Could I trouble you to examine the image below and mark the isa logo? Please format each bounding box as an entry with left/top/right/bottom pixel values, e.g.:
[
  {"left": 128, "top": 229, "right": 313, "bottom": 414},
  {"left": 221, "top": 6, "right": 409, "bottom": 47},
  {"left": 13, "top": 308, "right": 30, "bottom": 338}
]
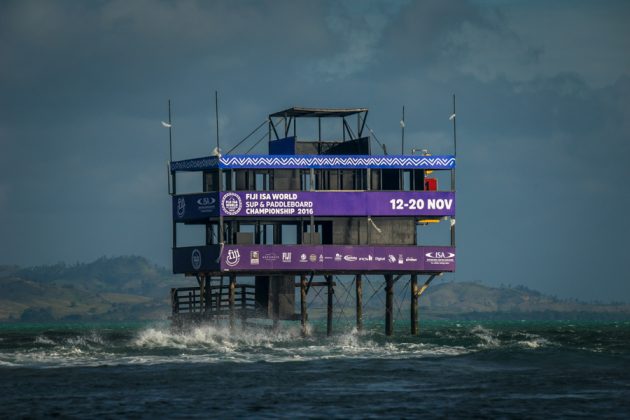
[{"left": 424, "top": 250, "right": 455, "bottom": 267}]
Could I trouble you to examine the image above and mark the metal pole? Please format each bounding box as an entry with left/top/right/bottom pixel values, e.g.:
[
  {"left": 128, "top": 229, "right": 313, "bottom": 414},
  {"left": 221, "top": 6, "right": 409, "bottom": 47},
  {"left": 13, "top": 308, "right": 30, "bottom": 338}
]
[
  {"left": 401, "top": 105, "right": 405, "bottom": 154},
  {"left": 385, "top": 274, "right": 394, "bottom": 336},
  {"left": 300, "top": 275, "right": 307, "bottom": 336},
  {"left": 451, "top": 94, "right": 457, "bottom": 247},
  {"left": 452, "top": 94, "right": 457, "bottom": 157},
  {"left": 215, "top": 91, "right": 220, "bottom": 152},
  {"left": 318, "top": 118, "right": 321, "bottom": 142},
  {"left": 411, "top": 274, "right": 418, "bottom": 335},
  {"left": 327, "top": 275, "right": 333, "bottom": 336},
  {"left": 172, "top": 172, "right": 177, "bottom": 249},
  {"left": 355, "top": 274, "right": 363, "bottom": 331},
  {"left": 168, "top": 99, "right": 173, "bottom": 162}
]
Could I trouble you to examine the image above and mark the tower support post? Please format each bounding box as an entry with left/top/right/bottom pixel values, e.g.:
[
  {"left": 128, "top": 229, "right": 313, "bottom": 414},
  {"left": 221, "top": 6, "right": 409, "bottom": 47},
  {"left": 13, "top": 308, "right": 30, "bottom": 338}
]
[
  {"left": 411, "top": 274, "right": 418, "bottom": 335},
  {"left": 240, "top": 285, "right": 247, "bottom": 326},
  {"left": 229, "top": 275, "right": 236, "bottom": 330},
  {"left": 385, "top": 274, "right": 394, "bottom": 336},
  {"left": 355, "top": 274, "right": 363, "bottom": 331},
  {"left": 300, "top": 275, "right": 308, "bottom": 336},
  {"left": 326, "top": 275, "right": 333, "bottom": 336}
]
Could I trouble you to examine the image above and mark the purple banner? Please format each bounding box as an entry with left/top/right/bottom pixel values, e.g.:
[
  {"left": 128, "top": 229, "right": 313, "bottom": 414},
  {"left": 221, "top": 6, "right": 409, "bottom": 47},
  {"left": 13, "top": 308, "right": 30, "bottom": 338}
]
[
  {"left": 217, "top": 245, "right": 455, "bottom": 272},
  {"left": 217, "top": 191, "right": 455, "bottom": 218}
]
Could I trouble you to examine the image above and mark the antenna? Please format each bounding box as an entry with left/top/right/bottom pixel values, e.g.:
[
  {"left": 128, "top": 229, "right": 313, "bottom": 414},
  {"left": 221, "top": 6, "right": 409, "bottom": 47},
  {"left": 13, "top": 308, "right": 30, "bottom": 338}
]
[
  {"left": 400, "top": 105, "right": 405, "bottom": 154},
  {"left": 161, "top": 100, "right": 173, "bottom": 162},
  {"left": 451, "top": 94, "right": 457, "bottom": 156},
  {"left": 215, "top": 90, "right": 220, "bottom": 153},
  {"left": 168, "top": 99, "right": 173, "bottom": 162}
]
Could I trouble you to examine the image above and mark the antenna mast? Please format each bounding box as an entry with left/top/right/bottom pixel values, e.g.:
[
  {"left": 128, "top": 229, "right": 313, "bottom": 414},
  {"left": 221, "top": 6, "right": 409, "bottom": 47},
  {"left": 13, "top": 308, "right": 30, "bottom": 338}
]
[
  {"left": 452, "top": 94, "right": 457, "bottom": 157},
  {"left": 215, "top": 90, "right": 220, "bottom": 152},
  {"left": 401, "top": 106, "right": 405, "bottom": 154},
  {"left": 168, "top": 99, "right": 173, "bottom": 162}
]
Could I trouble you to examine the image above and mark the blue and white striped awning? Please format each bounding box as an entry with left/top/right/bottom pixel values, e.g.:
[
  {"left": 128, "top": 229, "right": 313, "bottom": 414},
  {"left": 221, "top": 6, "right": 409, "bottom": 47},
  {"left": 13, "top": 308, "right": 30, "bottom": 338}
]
[{"left": 170, "top": 154, "right": 455, "bottom": 172}]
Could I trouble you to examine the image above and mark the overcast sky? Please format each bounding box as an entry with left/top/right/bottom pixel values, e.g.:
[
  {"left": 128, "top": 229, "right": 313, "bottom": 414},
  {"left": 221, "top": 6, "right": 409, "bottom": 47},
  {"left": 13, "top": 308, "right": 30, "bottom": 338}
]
[{"left": 1, "top": 0, "right": 629, "bottom": 302}]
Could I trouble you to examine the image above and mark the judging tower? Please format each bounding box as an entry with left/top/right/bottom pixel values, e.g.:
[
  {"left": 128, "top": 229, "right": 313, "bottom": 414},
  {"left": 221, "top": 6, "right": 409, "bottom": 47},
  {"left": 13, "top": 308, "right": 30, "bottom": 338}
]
[{"left": 169, "top": 107, "right": 456, "bottom": 335}]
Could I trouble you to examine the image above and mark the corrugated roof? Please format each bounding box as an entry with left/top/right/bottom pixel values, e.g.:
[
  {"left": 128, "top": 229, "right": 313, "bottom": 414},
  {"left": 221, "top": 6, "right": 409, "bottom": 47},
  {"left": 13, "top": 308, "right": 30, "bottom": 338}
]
[{"left": 269, "top": 107, "right": 368, "bottom": 118}]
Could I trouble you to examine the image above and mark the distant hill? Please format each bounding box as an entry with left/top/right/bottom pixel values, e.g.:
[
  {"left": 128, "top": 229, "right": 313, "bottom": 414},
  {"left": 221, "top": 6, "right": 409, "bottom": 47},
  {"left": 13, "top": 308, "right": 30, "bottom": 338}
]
[
  {"left": 0, "top": 256, "right": 179, "bottom": 322},
  {"left": 1, "top": 257, "right": 629, "bottom": 322},
  {"left": 420, "top": 282, "right": 630, "bottom": 320}
]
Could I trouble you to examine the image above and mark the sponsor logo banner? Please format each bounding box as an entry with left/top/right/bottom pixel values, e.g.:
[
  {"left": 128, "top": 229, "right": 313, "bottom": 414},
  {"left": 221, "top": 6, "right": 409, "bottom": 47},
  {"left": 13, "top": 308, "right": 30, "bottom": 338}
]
[{"left": 217, "top": 245, "right": 455, "bottom": 272}]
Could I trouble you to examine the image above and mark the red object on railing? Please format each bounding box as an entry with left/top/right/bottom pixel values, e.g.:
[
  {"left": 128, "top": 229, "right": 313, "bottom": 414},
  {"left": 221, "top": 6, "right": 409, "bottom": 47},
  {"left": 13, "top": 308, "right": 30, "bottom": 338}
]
[{"left": 424, "top": 178, "right": 438, "bottom": 191}]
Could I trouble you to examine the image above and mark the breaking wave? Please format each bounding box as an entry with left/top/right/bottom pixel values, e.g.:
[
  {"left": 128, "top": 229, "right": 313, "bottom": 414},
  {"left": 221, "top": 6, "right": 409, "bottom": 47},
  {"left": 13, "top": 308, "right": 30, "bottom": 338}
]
[{"left": 7, "top": 320, "right": 624, "bottom": 369}]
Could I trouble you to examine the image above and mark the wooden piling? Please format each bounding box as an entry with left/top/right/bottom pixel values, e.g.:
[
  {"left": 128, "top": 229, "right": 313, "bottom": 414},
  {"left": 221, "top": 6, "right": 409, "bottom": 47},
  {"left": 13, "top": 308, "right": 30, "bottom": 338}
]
[
  {"left": 411, "top": 274, "right": 418, "bottom": 335},
  {"left": 326, "top": 275, "right": 333, "bottom": 336},
  {"left": 229, "top": 275, "right": 236, "bottom": 329},
  {"left": 385, "top": 274, "right": 394, "bottom": 336},
  {"left": 217, "top": 276, "right": 223, "bottom": 317},
  {"left": 300, "top": 275, "right": 307, "bottom": 336},
  {"left": 272, "top": 277, "right": 279, "bottom": 330},
  {"left": 355, "top": 274, "right": 363, "bottom": 331},
  {"left": 240, "top": 285, "right": 247, "bottom": 325},
  {"left": 204, "top": 276, "right": 211, "bottom": 315}
]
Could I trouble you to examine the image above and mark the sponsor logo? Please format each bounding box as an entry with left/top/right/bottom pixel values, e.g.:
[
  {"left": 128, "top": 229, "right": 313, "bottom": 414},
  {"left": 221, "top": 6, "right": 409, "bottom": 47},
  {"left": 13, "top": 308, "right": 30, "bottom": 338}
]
[
  {"left": 196, "top": 196, "right": 216, "bottom": 213},
  {"left": 225, "top": 249, "right": 241, "bottom": 267},
  {"left": 191, "top": 248, "right": 201, "bottom": 270},
  {"left": 309, "top": 254, "right": 317, "bottom": 262},
  {"left": 374, "top": 256, "right": 386, "bottom": 262},
  {"left": 300, "top": 254, "right": 307, "bottom": 262},
  {"left": 319, "top": 254, "right": 323, "bottom": 262},
  {"left": 425, "top": 251, "right": 456, "bottom": 266},
  {"left": 177, "top": 197, "right": 186, "bottom": 218},
  {"left": 282, "top": 252, "right": 292, "bottom": 263},
  {"left": 425, "top": 252, "right": 456, "bottom": 259},
  {"left": 197, "top": 197, "right": 216, "bottom": 206},
  {"left": 221, "top": 192, "right": 242, "bottom": 216},
  {"left": 344, "top": 255, "right": 357, "bottom": 262},
  {"left": 250, "top": 251, "right": 259, "bottom": 265},
  {"left": 388, "top": 255, "right": 397, "bottom": 263},
  {"left": 334, "top": 253, "right": 343, "bottom": 262},
  {"left": 398, "top": 254, "right": 404, "bottom": 264},
  {"left": 405, "top": 257, "right": 418, "bottom": 262},
  {"left": 262, "top": 253, "right": 279, "bottom": 262}
]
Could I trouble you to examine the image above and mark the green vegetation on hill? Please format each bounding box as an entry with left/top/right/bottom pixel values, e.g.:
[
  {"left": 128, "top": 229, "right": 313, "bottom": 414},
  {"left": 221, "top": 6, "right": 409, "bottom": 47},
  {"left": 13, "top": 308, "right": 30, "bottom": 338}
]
[
  {"left": 419, "top": 282, "right": 630, "bottom": 320},
  {"left": 0, "top": 256, "right": 179, "bottom": 322},
  {"left": 1, "top": 257, "right": 629, "bottom": 322}
]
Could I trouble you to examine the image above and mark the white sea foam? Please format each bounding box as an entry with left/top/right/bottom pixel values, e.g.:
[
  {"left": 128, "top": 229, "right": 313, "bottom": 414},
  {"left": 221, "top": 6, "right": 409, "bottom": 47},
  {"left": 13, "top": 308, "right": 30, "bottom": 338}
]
[
  {"left": 518, "top": 338, "right": 549, "bottom": 349},
  {"left": 0, "top": 323, "right": 482, "bottom": 368},
  {"left": 471, "top": 325, "right": 500, "bottom": 348},
  {"left": 128, "top": 323, "right": 475, "bottom": 364},
  {"left": 34, "top": 335, "right": 55, "bottom": 345}
]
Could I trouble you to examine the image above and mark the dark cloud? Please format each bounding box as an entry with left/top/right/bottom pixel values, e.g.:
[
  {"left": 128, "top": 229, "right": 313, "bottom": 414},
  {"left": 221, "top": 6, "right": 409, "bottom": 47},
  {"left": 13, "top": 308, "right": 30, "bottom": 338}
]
[{"left": 0, "top": 0, "right": 628, "bottom": 302}]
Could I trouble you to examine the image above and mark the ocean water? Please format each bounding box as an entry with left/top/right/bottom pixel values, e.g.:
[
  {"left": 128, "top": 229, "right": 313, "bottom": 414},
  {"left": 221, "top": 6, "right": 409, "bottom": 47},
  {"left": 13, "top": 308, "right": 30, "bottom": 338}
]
[{"left": 1, "top": 320, "right": 629, "bottom": 418}]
